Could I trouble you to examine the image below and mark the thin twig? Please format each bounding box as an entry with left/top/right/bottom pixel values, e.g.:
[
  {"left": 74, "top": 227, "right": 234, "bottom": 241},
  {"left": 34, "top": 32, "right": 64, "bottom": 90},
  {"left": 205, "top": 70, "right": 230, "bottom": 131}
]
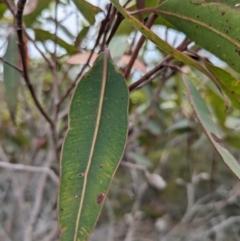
[
  {"left": 57, "top": 4, "right": 114, "bottom": 108},
  {"left": 15, "top": 0, "right": 54, "bottom": 129},
  {"left": 24, "top": 150, "right": 55, "bottom": 241},
  {"left": 129, "top": 38, "right": 191, "bottom": 91},
  {"left": 25, "top": 32, "right": 54, "bottom": 69},
  {"left": 42, "top": 223, "right": 59, "bottom": 241},
  {"left": 124, "top": 13, "right": 157, "bottom": 79},
  {"left": 2, "top": 0, "right": 15, "bottom": 15},
  {"left": 0, "top": 57, "right": 22, "bottom": 73},
  {"left": 0, "top": 161, "right": 59, "bottom": 184}
]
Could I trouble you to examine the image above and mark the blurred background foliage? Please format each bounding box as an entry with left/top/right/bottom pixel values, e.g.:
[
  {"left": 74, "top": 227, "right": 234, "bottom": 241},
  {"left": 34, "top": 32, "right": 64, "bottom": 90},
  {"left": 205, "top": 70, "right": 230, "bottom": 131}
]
[{"left": 0, "top": 0, "right": 240, "bottom": 241}]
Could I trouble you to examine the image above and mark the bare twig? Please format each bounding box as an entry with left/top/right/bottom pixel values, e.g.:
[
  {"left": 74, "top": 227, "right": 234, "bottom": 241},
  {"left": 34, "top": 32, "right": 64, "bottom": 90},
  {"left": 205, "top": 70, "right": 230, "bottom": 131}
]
[
  {"left": 2, "top": 0, "right": 15, "bottom": 15},
  {"left": 0, "top": 57, "right": 22, "bottom": 73},
  {"left": 0, "top": 161, "right": 59, "bottom": 184},
  {"left": 24, "top": 150, "right": 55, "bottom": 241},
  {"left": 42, "top": 223, "right": 59, "bottom": 241},
  {"left": 121, "top": 161, "right": 147, "bottom": 171},
  {"left": 57, "top": 4, "right": 114, "bottom": 108},
  {"left": 15, "top": 0, "right": 54, "bottom": 129},
  {"left": 25, "top": 32, "right": 54, "bottom": 69},
  {"left": 124, "top": 13, "right": 157, "bottom": 79},
  {"left": 129, "top": 38, "right": 191, "bottom": 91}
]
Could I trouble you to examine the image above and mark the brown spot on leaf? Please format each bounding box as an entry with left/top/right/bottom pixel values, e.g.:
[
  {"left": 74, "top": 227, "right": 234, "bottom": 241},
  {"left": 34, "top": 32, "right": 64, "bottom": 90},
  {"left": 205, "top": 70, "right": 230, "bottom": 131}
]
[
  {"left": 235, "top": 49, "right": 240, "bottom": 56},
  {"left": 78, "top": 173, "right": 85, "bottom": 177},
  {"left": 221, "top": 11, "right": 226, "bottom": 16},
  {"left": 99, "top": 164, "right": 103, "bottom": 168},
  {"left": 97, "top": 193, "right": 105, "bottom": 204}
]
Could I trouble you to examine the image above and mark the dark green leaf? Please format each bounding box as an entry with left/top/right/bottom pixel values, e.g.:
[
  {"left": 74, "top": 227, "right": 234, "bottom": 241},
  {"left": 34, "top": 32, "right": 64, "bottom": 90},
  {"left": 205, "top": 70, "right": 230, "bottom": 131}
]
[
  {"left": 58, "top": 51, "right": 129, "bottom": 241},
  {"left": 158, "top": 0, "right": 240, "bottom": 73}
]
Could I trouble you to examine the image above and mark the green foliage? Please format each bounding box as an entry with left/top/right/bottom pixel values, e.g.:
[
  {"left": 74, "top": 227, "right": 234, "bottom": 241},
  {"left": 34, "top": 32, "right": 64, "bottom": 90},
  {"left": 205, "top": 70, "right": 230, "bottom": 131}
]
[
  {"left": 71, "top": 0, "right": 101, "bottom": 25},
  {"left": 158, "top": 0, "right": 240, "bottom": 73},
  {"left": 58, "top": 52, "right": 129, "bottom": 241},
  {"left": 3, "top": 32, "right": 19, "bottom": 121},
  {"left": 1, "top": 0, "right": 240, "bottom": 240},
  {"left": 34, "top": 28, "right": 78, "bottom": 55},
  {"left": 183, "top": 75, "right": 240, "bottom": 179}
]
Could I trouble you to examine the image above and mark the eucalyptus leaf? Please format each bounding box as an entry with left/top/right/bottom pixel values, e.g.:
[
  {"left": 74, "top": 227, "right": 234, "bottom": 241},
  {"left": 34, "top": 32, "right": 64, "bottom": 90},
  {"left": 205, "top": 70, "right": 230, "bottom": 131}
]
[
  {"left": 71, "top": 0, "right": 101, "bottom": 25},
  {"left": 58, "top": 50, "right": 129, "bottom": 241},
  {"left": 158, "top": 0, "right": 240, "bottom": 73},
  {"left": 34, "top": 28, "right": 78, "bottom": 55},
  {"left": 183, "top": 74, "right": 240, "bottom": 180}
]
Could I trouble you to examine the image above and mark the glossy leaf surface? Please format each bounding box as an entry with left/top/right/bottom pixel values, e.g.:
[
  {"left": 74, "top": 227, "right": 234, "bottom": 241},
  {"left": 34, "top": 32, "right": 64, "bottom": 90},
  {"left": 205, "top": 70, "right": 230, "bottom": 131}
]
[
  {"left": 183, "top": 75, "right": 240, "bottom": 180},
  {"left": 58, "top": 51, "right": 129, "bottom": 241},
  {"left": 158, "top": 0, "right": 240, "bottom": 73}
]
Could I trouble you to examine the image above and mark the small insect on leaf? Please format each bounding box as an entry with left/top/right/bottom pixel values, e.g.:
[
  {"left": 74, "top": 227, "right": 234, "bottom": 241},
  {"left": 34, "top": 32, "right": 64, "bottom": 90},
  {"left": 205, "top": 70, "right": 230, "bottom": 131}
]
[{"left": 97, "top": 193, "right": 105, "bottom": 204}]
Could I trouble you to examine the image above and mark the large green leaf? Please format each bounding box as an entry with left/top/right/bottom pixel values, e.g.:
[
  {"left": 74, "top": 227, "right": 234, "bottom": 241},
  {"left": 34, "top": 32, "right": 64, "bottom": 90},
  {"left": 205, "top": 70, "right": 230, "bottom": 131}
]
[
  {"left": 157, "top": 0, "right": 240, "bottom": 73},
  {"left": 58, "top": 51, "right": 129, "bottom": 241},
  {"left": 182, "top": 75, "right": 240, "bottom": 180},
  {"left": 34, "top": 28, "right": 78, "bottom": 55},
  {"left": 71, "top": 0, "right": 101, "bottom": 25},
  {"left": 110, "top": 0, "right": 214, "bottom": 80},
  {"left": 3, "top": 32, "right": 20, "bottom": 121}
]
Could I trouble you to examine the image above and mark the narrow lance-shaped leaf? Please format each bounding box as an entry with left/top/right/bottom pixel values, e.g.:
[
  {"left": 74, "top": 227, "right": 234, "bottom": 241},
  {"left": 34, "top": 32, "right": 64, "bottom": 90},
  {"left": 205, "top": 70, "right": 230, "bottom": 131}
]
[
  {"left": 157, "top": 0, "right": 240, "bottom": 73},
  {"left": 182, "top": 75, "right": 240, "bottom": 180},
  {"left": 58, "top": 50, "right": 129, "bottom": 241},
  {"left": 34, "top": 28, "right": 78, "bottom": 55},
  {"left": 71, "top": 0, "right": 101, "bottom": 25},
  {"left": 110, "top": 0, "right": 215, "bottom": 81},
  {"left": 3, "top": 32, "right": 20, "bottom": 121}
]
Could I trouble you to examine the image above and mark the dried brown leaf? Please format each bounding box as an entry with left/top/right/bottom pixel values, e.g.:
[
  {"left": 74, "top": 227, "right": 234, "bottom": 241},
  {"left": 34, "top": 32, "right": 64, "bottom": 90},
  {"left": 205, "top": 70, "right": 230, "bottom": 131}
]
[
  {"left": 119, "top": 55, "right": 147, "bottom": 73},
  {"left": 66, "top": 52, "right": 99, "bottom": 65}
]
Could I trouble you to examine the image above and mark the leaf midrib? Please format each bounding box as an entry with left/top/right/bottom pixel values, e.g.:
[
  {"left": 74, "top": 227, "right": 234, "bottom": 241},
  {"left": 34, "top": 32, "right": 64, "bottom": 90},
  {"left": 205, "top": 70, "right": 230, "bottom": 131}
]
[
  {"left": 156, "top": 9, "right": 240, "bottom": 49},
  {"left": 73, "top": 52, "right": 108, "bottom": 241}
]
